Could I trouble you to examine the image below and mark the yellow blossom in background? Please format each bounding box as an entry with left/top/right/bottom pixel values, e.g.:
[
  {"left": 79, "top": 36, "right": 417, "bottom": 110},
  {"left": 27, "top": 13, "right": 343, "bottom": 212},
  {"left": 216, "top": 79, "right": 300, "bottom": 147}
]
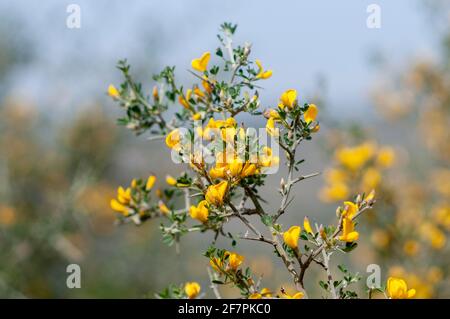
[
  {"left": 205, "top": 181, "right": 228, "bottom": 206},
  {"left": 184, "top": 282, "right": 201, "bottom": 299},
  {"left": 158, "top": 201, "right": 170, "bottom": 215},
  {"left": 255, "top": 59, "right": 272, "bottom": 79},
  {"left": 376, "top": 147, "right": 395, "bottom": 168},
  {"left": 189, "top": 200, "right": 209, "bottom": 223},
  {"left": 279, "top": 89, "right": 297, "bottom": 109},
  {"left": 362, "top": 168, "right": 381, "bottom": 190},
  {"left": 145, "top": 175, "right": 156, "bottom": 190},
  {"left": 371, "top": 228, "right": 390, "bottom": 248},
  {"left": 431, "top": 169, "right": 450, "bottom": 197},
  {"left": 303, "top": 216, "right": 313, "bottom": 234},
  {"left": 107, "top": 84, "right": 119, "bottom": 98},
  {"left": 320, "top": 182, "right": 349, "bottom": 202},
  {"left": 339, "top": 217, "right": 359, "bottom": 242},
  {"left": 420, "top": 222, "right": 446, "bottom": 249},
  {"left": 386, "top": 277, "right": 416, "bottom": 299},
  {"left": 304, "top": 104, "right": 318, "bottom": 123},
  {"left": 0, "top": 205, "right": 17, "bottom": 227},
  {"left": 403, "top": 240, "right": 420, "bottom": 256},
  {"left": 283, "top": 226, "right": 301, "bottom": 249},
  {"left": 166, "top": 175, "right": 177, "bottom": 186},
  {"left": 191, "top": 51, "right": 211, "bottom": 72},
  {"left": 433, "top": 205, "right": 450, "bottom": 230},
  {"left": 335, "top": 142, "right": 375, "bottom": 171}
]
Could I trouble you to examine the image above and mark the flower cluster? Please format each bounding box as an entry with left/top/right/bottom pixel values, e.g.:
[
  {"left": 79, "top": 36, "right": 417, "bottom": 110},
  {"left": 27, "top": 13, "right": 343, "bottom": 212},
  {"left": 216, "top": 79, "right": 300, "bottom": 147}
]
[{"left": 321, "top": 142, "right": 395, "bottom": 202}]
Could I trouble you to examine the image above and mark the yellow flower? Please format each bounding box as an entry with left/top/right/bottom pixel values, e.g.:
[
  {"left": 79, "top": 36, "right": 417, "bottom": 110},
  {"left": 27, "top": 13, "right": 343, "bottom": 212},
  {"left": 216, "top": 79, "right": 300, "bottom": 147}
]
[
  {"left": 279, "top": 89, "right": 297, "bottom": 109},
  {"left": 205, "top": 181, "right": 228, "bottom": 206},
  {"left": 209, "top": 166, "right": 227, "bottom": 180},
  {"left": 191, "top": 51, "right": 211, "bottom": 72},
  {"left": 249, "top": 288, "right": 272, "bottom": 299},
  {"left": 386, "top": 277, "right": 416, "bottom": 299},
  {"left": 179, "top": 89, "right": 192, "bottom": 109},
  {"left": 108, "top": 84, "right": 119, "bottom": 98},
  {"left": 110, "top": 199, "right": 129, "bottom": 215},
  {"left": 184, "top": 282, "right": 201, "bottom": 299},
  {"left": 304, "top": 104, "right": 318, "bottom": 123},
  {"left": 266, "top": 108, "right": 281, "bottom": 120},
  {"left": 377, "top": 147, "right": 395, "bottom": 168},
  {"left": 166, "top": 175, "right": 177, "bottom": 186},
  {"left": 202, "top": 77, "right": 213, "bottom": 93},
  {"left": 311, "top": 123, "right": 320, "bottom": 133},
  {"left": 255, "top": 59, "right": 273, "bottom": 79},
  {"left": 342, "top": 201, "right": 358, "bottom": 219},
  {"left": 146, "top": 175, "right": 156, "bottom": 190},
  {"left": 117, "top": 186, "right": 131, "bottom": 204},
  {"left": 283, "top": 226, "right": 301, "bottom": 249},
  {"left": 192, "top": 112, "right": 202, "bottom": 120},
  {"left": 261, "top": 288, "right": 272, "bottom": 297},
  {"left": 303, "top": 216, "right": 313, "bottom": 234},
  {"left": 241, "top": 162, "right": 257, "bottom": 178},
  {"left": 189, "top": 200, "right": 209, "bottom": 223},
  {"left": 339, "top": 217, "right": 359, "bottom": 242},
  {"left": 227, "top": 251, "right": 244, "bottom": 270},
  {"left": 266, "top": 117, "right": 279, "bottom": 137},
  {"left": 165, "top": 129, "right": 181, "bottom": 150},
  {"left": 158, "top": 200, "right": 170, "bottom": 214},
  {"left": 281, "top": 289, "right": 304, "bottom": 299}
]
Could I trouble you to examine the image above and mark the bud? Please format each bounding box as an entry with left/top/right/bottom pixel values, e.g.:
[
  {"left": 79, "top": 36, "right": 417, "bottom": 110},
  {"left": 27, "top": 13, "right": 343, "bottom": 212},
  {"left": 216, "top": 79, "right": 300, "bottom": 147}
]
[
  {"left": 219, "top": 89, "right": 225, "bottom": 100},
  {"left": 243, "top": 42, "right": 252, "bottom": 57},
  {"left": 319, "top": 225, "right": 327, "bottom": 241},
  {"left": 152, "top": 86, "right": 159, "bottom": 102},
  {"left": 280, "top": 178, "right": 286, "bottom": 192},
  {"left": 336, "top": 206, "right": 342, "bottom": 217},
  {"left": 355, "top": 194, "right": 362, "bottom": 205}
]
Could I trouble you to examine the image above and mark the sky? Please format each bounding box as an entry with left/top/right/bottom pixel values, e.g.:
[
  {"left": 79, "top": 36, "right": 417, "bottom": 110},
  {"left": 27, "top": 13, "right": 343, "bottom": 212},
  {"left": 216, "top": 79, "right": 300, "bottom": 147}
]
[{"left": 0, "top": 0, "right": 438, "bottom": 118}]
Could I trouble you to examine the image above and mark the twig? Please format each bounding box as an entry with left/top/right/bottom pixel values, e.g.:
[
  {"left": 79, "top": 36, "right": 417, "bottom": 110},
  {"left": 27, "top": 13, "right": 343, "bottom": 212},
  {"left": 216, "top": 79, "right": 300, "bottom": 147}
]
[{"left": 207, "top": 268, "right": 222, "bottom": 299}]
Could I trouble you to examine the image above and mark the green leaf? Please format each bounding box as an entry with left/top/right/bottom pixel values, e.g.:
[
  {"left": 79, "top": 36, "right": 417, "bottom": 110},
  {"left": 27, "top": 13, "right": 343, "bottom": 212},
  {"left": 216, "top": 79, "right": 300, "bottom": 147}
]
[
  {"left": 260, "top": 214, "right": 273, "bottom": 227},
  {"left": 342, "top": 242, "right": 358, "bottom": 252}
]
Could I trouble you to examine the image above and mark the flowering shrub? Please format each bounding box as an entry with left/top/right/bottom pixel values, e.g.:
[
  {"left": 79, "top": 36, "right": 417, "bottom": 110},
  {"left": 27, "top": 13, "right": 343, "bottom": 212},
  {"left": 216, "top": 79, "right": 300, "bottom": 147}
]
[{"left": 108, "top": 23, "right": 413, "bottom": 299}]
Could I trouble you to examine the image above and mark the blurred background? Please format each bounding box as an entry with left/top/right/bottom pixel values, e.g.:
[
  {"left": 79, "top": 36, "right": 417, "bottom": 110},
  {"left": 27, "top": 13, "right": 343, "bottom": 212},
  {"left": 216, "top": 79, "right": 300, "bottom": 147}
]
[{"left": 0, "top": 0, "right": 448, "bottom": 298}]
